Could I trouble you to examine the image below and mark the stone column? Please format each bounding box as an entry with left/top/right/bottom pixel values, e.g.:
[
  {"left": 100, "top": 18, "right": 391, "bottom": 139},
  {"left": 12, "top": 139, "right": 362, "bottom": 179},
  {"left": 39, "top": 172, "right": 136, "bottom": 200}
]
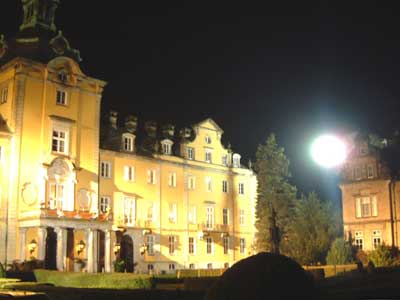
[
  {"left": 86, "top": 229, "right": 94, "bottom": 273},
  {"left": 104, "top": 230, "right": 111, "bottom": 273},
  {"left": 37, "top": 227, "right": 47, "bottom": 261},
  {"left": 56, "top": 228, "right": 67, "bottom": 271},
  {"left": 93, "top": 230, "right": 98, "bottom": 273},
  {"left": 19, "top": 227, "right": 27, "bottom": 261}
]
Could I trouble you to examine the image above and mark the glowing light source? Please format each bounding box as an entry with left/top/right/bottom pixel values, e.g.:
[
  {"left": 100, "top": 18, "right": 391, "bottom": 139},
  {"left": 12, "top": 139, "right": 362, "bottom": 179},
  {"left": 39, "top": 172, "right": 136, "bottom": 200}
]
[{"left": 311, "top": 135, "right": 347, "bottom": 168}]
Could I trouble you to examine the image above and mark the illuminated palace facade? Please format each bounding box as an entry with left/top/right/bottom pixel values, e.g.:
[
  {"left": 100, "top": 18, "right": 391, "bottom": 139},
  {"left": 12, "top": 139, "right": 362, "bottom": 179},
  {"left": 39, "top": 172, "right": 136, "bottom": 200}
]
[
  {"left": 0, "top": 0, "right": 257, "bottom": 273},
  {"left": 340, "top": 134, "right": 400, "bottom": 252}
]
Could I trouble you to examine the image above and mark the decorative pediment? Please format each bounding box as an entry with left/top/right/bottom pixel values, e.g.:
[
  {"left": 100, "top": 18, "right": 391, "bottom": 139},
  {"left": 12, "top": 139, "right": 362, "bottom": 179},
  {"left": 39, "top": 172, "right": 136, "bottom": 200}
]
[{"left": 193, "top": 118, "right": 224, "bottom": 134}]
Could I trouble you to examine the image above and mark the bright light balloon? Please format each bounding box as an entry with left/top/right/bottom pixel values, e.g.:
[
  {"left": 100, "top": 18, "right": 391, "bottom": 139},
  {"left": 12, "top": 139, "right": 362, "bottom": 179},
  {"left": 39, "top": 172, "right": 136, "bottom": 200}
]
[{"left": 311, "top": 135, "right": 347, "bottom": 168}]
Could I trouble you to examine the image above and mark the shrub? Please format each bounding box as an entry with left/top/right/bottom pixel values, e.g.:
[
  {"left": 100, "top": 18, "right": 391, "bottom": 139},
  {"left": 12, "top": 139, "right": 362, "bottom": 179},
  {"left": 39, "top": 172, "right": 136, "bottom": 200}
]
[
  {"left": 307, "top": 268, "right": 325, "bottom": 281},
  {"left": 205, "top": 252, "right": 314, "bottom": 300},
  {"left": 113, "top": 259, "right": 125, "bottom": 272},
  {"left": 0, "top": 263, "right": 6, "bottom": 278},
  {"left": 326, "top": 238, "right": 353, "bottom": 265},
  {"left": 355, "top": 250, "right": 368, "bottom": 265},
  {"left": 368, "top": 244, "right": 395, "bottom": 267}
]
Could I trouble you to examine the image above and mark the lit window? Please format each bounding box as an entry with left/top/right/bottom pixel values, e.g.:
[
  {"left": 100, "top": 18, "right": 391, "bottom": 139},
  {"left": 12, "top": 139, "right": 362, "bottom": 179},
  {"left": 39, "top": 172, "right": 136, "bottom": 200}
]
[
  {"left": 222, "top": 180, "right": 228, "bottom": 193},
  {"left": 372, "top": 230, "right": 382, "bottom": 249},
  {"left": 168, "top": 236, "right": 175, "bottom": 255},
  {"left": 206, "top": 237, "right": 213, "bottom": 254},
  {"left": 205, "top": 149, "right": 212, "bottom": 163},
  {"left": 189, "top": 237, "right": 195, "bottom": 255},
  {"left": 187, "top": 147, "right": 195, "bottom": 160},
  {"left": 233, "top": 154, "right": 241, "bottom": 168},
  {"left": 240, "top": 238, "right": 246, "bottom": 254},
  {"left": 48, "top": 182, "right": 65, "bottom": 210},
  {"left": 222, "top": 155, "right": 228, "bottom": 166},
  {"left": 168, "top": 172, "right": 177, "bottom": 187},
  {"left": 239, "top": 209, "right": 245, "bottom": 226},
  {"left": 187, "top": 176, "right": 196, "bottom": 190},
  {"left": 56, "top": 90, "right": 67, "bottom": 105},
  {"left": 99, "top": 196, "right": 110, "bottom": 214},
  {"left": 188, "top": 206, "right": 197, "bottom": 224},
  {"left": 146, "top": 235, "right": 155, "bottom": 256},
  {"left": 100, "top": 161, "right": 112, "bottom": 178},
  {"left": 123, "top": 196, "right": 136, "bottom": 225},
  {"left": 147, "top": 169, "right": 156, "bottom": 184},
  {"left": 205, "top": 135, "right": 212, "bottom": 144},
  {"left": 367, "top": 165, "right": 374, "bottom": 179},
  {"left": 168, "top": 202, "right": 177, "bottom": 223},
  {"left": 206, "top": 206, "right": 214, "bottom": 229},
  {"left": 205, "top": 176, "right": 212, "bottom": 192},
  {"left": 223, "top": 236, "right": 229, "bottom": 255},
  {"left": 122, "top": 134, "right": 134, "bottom": 152},
  {"left": 124, "top": 166, "right": 135, "bottom": 181},
  {"left": 162, "top": 142, "right": 172, "bottom": 155},
  {"left": 354, "top": 231, "right": 363, "bottom": 250},
  {"left": 356, "top": 196, "right": 377, "bottom": 218},
  {"left": 1, "top": 86, "right": 8, "bottom": 104},
  {"left": 223, "top": 208, "right": 229, "bottom": 225},
  {"left": 52, "top": 128, "right": 68, "bottom": 154},
  {"left": 238, "top": 183, "right": 245, "bottom": 195}
]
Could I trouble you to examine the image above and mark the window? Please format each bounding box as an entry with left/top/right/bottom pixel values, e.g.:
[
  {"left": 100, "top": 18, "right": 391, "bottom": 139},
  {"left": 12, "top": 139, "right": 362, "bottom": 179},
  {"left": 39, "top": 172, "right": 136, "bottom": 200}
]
[
  {"left": 367, "top": 165, "right": 374, "bottom": 179},
  {"left": 187, "top": 176, "right": 196, "bottom": 190},
  {"left": 189, "top": 263, "right": 195, "bottom": 269},
  {"left": 355, "top": 167, "right": 362, "bottom": 180},
  {"left": 147, "top": 202, "right": 156, "bottom": 222},
  {"left": 239, "top": 209, "right": 245, "bottom": 226},
  {"left": 238, "top": 183, "right": 244, "bottom": 195},
  {"left": 224, "top": 262, "right": 229, "bottom": 269},
  {"left": 148, "top": 264, "right": 154, "bottom": 271},
  {"left": 206, "top": 237, "right": 213, "bottom": 254},
  {"left": 122, "top": 134, "right": 134, "bottom": 152},
  {"left": 146, "top": 235, "right": 155, "bottom": 255},
  {"left": 188, "top": 206, "right": 197, "bottom": 224},
  {"left": 147, "top": 169, "right": 156, "bottom": 184},
  {"left": 124, "top": 166, "right": 135, "bottom": 181},
  {"left": 162, "top": 142, "right": 172, "bottom": 155},
  {"left": 207, "top": 263, "right": 213, "bottom": 269},
  {"left": 206, "top": 206, "right": 214, "bottom": 229},
  {"left": 223, "top": 208, "right": 229, "bottom": 225},
  {"left": 222, "top": 180, "right": 228, "bottom": 193},
  {"left": 169, "top": 263, "right": 175, "bottom": 270},
  {"left": 223, "top": 236, "right": 229, "bottom": 254},
  {"left": 187, "top": 147, "right": 195, "bottom": 160},
  {"left": 168, "top": 236, "right": 175, "bottom": 255},
  {"left": 100, "top": 162, "right": 111, "bottom": 178},
  {"left": 222, "top": 155, "right": 228, "bottom": 166},
  {"left": 56, "top": 90, "right": 67, "bottom": 105},
  {"left": 233, "top": 154, "right": 241, "bottom": 168},
  {"left": 189, "top": 237, "right": 195, "bottom": 255},
  {"left": 168, "top": 172, "right": 177, "bottom": 187},
  {"left": 356, "top": 196, "right": 377, "bottom": 218},
  {"left": 354, "top": 231, "right": 363, "bottom": 250},
  {"left": 205, "top": 135, "right": 212, "bottom": 144},
  {"left": 52, "top": 128, "right": 68, "bottom": 154},
  {"left": 372, "top": 230, "right": 382, "bottom": 249},
  {"left": 240, "top": 238, "right": 246, "bottom": 254},
  {"left": 48, "top": 182, "right": 65, "bottom": 210},
  {"left": 1, "top": 86, "right": 8, "bottom": 104},
  {"left": 169, "top": 202, "right": 177, "bottom": 223},
  {"left": 58, "top": 71, "right": 67, "bottom": 82},
  {"left": 205, "top": 149, "right": 212, "bottom": 163},
  {"left": 124, "top": 197, "right": 136, "bottom": 225},
  {"left": 205, "top": 176, "right": 212, "bottom": 192},
  {"left": 99, "top": 196, "right": 110, "bottom": 214}
]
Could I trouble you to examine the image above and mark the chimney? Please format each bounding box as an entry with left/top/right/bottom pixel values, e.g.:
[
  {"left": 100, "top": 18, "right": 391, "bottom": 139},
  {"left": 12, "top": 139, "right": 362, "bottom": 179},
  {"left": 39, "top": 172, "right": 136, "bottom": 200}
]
[
  {"left": 125, "top": 115, "right": 137, "bottom": 133},
  {"left": 109, "top": 110, "right": 118, "bottom": 130}
]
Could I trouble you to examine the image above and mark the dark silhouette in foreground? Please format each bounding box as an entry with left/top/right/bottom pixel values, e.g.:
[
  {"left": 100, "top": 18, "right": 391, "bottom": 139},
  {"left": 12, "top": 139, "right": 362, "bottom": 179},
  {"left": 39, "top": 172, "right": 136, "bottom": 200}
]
[{"left": 205, "top": 252, "right": 315, "bottom": 300}]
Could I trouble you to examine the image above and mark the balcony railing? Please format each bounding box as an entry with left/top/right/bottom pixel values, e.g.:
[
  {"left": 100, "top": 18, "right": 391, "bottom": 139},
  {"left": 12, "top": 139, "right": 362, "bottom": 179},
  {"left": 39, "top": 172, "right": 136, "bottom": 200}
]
[{"left": 198, "top": 223, "right": 231, "bottom": 232}]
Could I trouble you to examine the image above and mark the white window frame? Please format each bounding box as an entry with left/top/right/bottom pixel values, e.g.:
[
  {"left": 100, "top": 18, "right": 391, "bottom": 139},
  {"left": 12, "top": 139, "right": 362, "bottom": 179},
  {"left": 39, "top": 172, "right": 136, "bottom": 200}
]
[
  {"left": 205, "top": 135, "right": 212, "bottom": 144},
  {"left": 223, "top": 236, "right": 229, "bottom": 255},
  {"left": 188, "top": 237, "right": 196, "bottom": 255},
  {"left": 222, "top": 180, "right": 228, "bottom": 193},
  {"left": 169, "top": 202, "right": 177, "bottom": 223},
  {"left": 223, "top": 208, "right": 229, "bottom": 225},
  {"left": 122, "top": 134, "right": 134, "bottom": 152},
  {"left": 205, "top": 176, "right": 212, "bottom": 192},
  {"left": 367, "top": 164, "right": 374, "bottom": 179},
  {"left": 147, "top": 169, "right": 156, "bottom": 184},
  {"left": 356, "top": 196, "right": 377, "bottom": 218},
  {"left": 99, "top": 196, "right": 110, "bottom": 214},
  {"left": 205, "top": 149, "right": 212, "bottom": 163},
  {"left": 354, "top": 231, "right": 363, "bottom": 250},
  {"left": 233, "top": 154, "right": 241, "bottom": 168},
  {"left": 168, "top": 236, "right": 175, "bottom": 255},
  {"left": 169, "top": 263, "right": 175, "bottom": 270},
  {"left": 372, "top": 230, "right": 382, "bottom": 249},
  {"left": 56, "top": 89, "right": 67, "bottom": 106},
  {"left": 123, "top": 196, "right": 136, "bottom": 225},
  {"left": 187, "top": 176, "right": 196, "bottom": 190},
  {"left": 222, "top": 155, "right": 228, "bottom": 166},
  {"left": 51, "top": 126, "right": 69, "bottom": 155},
  {"left": 1, "top": 86, "right": 8, "bottom": 104},
  {"left": 187, "top": 147, "right": 195, "bottom": 160},
  {"left": 189, "top": 263, "right": 195, "bottom": 269},
  {"left": 206, "top": 237, "right": 213, "bottom": 254},
  {"left": 146, "top": 235, "right": 155, "bottom": 256},
  {"left": 162, "top": 141, "right": 172, "bottom": 155},
  {"left": 124, "top": 165, "right": 135, "bottom": 182},
  {"left": 188, "top": 206, "right": 197, "bottom": 224},
  {"left": 240, "top": 238, "right": 246, "bottom": 254},
  {"left": 206, "top": 206, "right": 214, "bottom": 229},
  {"left": 238, "top": 183, "right": 245, "bottom": 195},
  {"left": 355, "top": 167, "right": 362, "bottom": 180},
  {"left": 168, "top": 172, "right": 177, "bottom": 187},
  {"left": 48, "top": 182, "right": 65, "bottom": 210},
  {"left": 101, "top": 161, "right": 112, "bottom": 178},
  {"left": 239, "top": 209, "right": 245, "bottom": 226}
]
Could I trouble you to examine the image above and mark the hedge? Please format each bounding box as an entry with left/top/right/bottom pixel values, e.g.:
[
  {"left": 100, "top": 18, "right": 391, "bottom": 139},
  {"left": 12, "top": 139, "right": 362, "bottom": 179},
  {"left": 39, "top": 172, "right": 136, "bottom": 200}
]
[{"left": 34, "top": 269, "right": 154, "bottom": 289}]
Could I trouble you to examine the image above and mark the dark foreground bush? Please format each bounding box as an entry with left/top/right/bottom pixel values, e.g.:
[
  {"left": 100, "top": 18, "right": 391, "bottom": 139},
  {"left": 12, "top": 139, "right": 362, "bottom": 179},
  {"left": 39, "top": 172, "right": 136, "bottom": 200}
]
[
  {"left": 184, "top": 277, "right": 219, "bottom": 291},
  {"left": 34, "top": 269, "right": 154, "bottom": 289},
  {"left": 205, "top": 252, "right": 315, "bottom": 300},
  {"left": 307, "top": 268, "right": 325, "bottom": 281}
]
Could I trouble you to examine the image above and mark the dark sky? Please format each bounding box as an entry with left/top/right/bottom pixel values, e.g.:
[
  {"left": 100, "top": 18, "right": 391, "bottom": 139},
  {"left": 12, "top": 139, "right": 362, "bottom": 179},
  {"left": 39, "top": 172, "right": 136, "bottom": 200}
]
[{"left": 2, "top": 1, "right": 400, "bottom": 203}]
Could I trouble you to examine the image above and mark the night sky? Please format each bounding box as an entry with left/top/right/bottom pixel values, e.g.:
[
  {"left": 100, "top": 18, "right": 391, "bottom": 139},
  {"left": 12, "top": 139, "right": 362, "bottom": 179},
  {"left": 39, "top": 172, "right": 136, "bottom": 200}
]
[{"left": 1, "top": 1, "right": 400, "bottom": 203}]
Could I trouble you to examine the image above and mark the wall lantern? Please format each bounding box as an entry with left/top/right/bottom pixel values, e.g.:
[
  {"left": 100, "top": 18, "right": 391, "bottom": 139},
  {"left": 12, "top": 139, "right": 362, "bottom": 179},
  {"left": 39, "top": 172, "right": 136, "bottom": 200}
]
[
  {"left": 28, "top": 239, "right": 37, "bottom": 254},
  {"left": 76, "top": 240, "right": 86, "bottom": 255},
  {"left": 113, "top": 243, "right": 121, "bottom": 255},
  {"left": 139, "top": 244, "right": 147, "bottom": 255},
  {"left": 142, "top": 229, "right": 152, "bottom": 236}
]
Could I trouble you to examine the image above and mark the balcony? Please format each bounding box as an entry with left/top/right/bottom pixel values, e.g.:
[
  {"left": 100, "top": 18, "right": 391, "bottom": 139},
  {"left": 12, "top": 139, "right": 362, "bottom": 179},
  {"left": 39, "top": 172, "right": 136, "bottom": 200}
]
[{"left": 198, "top": 223, "right": 231, "bottom": 233}]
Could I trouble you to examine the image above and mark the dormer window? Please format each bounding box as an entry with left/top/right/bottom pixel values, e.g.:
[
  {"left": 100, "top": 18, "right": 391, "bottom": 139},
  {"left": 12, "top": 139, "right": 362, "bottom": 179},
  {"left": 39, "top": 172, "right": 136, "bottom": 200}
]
[
  {"left": 187, "top": 147, "right": 195, "bottom": 160},
  {"left": 205, "top": 135, "right": 212, "bottom": 144},
  {"left": 58, "top": 71, "right": 68, "bottom": 83},
  {"left": 367, "top": 165, "right": 374, "bottom": 179},
  {"left": 233, "top": 154, "right": 241, "bottom": 168},
  {"left": 222, "top": 155, "right": 228, "bottom": 166},
  {"left": 161, "top": 140, "right": 173, "bottom": 155},
  {"left": 56, "top": 90, "right": 67, "bottom": 106},
  {"left": 1, "top": 86, "right": 8, "bottom": 104},
  {"left": 205, "top": 149, "right": 212, "bottom": 163},
  {"left": 122, "top": 134, "right": 134, "bottom": 152}
]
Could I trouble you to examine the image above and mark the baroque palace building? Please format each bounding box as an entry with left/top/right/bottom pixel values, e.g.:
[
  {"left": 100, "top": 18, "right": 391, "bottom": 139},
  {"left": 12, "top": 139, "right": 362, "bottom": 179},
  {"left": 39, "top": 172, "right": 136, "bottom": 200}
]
[
  {"left": 0, "top": 0, "right": 257, "bottom": 273},
  {"left": 340, "top": 134, "right": 400, "bottom": 252}
]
